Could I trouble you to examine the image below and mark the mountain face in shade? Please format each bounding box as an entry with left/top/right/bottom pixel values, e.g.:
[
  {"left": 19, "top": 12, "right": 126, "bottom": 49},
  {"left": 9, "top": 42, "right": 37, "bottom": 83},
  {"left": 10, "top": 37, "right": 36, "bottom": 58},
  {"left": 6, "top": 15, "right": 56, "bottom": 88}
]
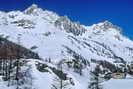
[{"left": 0, "top": 4, "right": 133, "bottom": 89}]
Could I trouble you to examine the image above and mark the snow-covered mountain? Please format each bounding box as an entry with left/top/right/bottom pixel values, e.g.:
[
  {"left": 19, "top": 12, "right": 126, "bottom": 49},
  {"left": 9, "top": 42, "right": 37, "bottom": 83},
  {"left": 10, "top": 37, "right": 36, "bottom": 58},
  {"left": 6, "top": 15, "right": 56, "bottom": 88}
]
[{"left": 0, "top": 4, "right": 133, "bottom": 89}]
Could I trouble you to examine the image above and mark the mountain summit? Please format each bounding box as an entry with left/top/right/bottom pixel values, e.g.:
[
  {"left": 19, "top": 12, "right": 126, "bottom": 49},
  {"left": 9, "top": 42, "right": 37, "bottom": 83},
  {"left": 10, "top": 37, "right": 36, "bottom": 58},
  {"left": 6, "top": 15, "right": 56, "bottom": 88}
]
[{"left": 24, "top": 4, "right": 44, "bottom": 15}]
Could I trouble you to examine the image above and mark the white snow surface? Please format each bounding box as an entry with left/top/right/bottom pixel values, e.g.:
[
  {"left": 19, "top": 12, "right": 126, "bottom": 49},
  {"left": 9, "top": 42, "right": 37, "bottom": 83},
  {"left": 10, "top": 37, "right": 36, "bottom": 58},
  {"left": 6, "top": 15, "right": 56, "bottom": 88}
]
[{"left": 104, "top": 79, "right": 133, "bottom": 89}]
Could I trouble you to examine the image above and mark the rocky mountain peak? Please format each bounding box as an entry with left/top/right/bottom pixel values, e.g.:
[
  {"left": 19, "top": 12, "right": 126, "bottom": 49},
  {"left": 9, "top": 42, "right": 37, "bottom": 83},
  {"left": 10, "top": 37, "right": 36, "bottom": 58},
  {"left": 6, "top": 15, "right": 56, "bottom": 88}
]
[
  {"left": 29, "top": 4, "right": 38, "bottom": 9},
  {"left": 54, "top": 16, "right": 86, "bottom": 36},
  {"left": 101, "top": 20, "right": 113, "bottom": 26},
  {"left": 24, "top": 4, "right": 43, "bottom": 15},
  {"left": 91, "top": 20, "right": 122, "bottom": 34}
]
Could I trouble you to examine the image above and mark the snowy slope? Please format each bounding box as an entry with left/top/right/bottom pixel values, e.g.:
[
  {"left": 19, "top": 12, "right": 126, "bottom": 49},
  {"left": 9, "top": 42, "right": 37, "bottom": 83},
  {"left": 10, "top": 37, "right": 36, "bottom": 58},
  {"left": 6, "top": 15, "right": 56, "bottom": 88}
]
[
  {"left": 0, "top": 4, "right": 133, "bottom": 62},
  {"left": 0, "top": 4, "right": 133, "bottom": 89},
  {"left": 103, "top": 78, "right": 133, "bottom": 89}
]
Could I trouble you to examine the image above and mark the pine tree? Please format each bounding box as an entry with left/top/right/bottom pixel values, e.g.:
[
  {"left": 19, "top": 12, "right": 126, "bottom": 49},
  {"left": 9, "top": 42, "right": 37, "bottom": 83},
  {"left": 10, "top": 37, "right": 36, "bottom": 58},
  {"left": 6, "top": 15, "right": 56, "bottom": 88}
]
[
  {"left": 15, "top": 34, "right": 21, "bottom": 89},
  {"left": 51, "top": 76, "right": 72, "bottom": 89},
  {"left": 51, "top": 62, "right": 72, "bottom": 89},
  {"left": 88, "top": 65, "right": 103, "bottom": 89}
]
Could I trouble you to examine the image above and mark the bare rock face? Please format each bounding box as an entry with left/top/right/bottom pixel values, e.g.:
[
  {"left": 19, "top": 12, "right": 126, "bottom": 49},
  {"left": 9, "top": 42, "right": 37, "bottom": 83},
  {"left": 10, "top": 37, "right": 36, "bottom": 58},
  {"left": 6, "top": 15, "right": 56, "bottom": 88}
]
[
  {"left": 55, "top": 16, "right": 86, "bottom": 36},
  {"left": 11, "top": 19, "right": 35, "bottom": 29}
]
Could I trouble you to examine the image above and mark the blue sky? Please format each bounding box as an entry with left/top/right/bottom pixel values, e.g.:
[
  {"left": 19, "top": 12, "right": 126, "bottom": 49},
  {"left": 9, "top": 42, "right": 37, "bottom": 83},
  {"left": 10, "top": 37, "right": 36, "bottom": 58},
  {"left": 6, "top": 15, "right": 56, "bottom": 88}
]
[{"left": 0, "top": 0, "right": 133, "bottom": 40}]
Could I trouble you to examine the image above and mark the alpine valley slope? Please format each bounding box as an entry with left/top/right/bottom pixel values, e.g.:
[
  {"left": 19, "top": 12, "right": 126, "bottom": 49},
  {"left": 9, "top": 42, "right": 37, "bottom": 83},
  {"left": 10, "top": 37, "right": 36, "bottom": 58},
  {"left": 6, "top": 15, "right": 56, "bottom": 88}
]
[{"left": 0, "top": 4, "right": 133, "bottom": 89}]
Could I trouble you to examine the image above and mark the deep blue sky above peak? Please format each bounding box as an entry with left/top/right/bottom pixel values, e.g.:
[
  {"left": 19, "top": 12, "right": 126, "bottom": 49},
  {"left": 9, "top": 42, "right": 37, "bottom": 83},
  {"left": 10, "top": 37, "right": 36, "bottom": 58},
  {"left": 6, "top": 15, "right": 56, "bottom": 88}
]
[{"left": 0, "top": 0, "right": 133, "bottom": 40}]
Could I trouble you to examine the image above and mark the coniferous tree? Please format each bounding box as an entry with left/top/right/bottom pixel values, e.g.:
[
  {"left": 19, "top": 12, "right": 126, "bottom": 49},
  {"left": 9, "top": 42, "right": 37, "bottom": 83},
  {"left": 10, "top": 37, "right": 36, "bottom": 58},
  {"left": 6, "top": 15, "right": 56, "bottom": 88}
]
[
  {"left": 52, "top": 62, "right": 72, "bottom": 89},
  {"left": 16, "top": 34, "right": 21, "bottom": 89},
  {"left": 88, "top": 65, "right": 103, "bottom": 89}
]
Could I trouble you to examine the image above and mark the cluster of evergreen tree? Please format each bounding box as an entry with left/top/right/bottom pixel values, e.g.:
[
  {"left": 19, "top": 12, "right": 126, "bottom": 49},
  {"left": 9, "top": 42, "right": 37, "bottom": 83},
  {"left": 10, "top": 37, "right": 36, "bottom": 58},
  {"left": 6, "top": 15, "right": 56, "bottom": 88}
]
[
  {"left": 88, "top": 65, "right": 103, "bottom": 89},
  {"left": 0, "top": 57, "right": 33, "bottom": 89},
  {"left": 0, "top": 35, "right": 38, "bottom": 89},
  {"left": 51, "top": 62, "right": 74, "bottom": 89}
]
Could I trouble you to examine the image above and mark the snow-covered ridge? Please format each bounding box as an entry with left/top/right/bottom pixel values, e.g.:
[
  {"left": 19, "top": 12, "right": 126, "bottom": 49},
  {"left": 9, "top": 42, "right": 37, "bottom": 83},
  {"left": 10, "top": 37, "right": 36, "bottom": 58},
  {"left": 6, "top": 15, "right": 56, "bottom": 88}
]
[
  {"left": 0, "top": 4, "right": 132, "bottom": 62},
  {"left": 0, "top": 4, "right": 132, "bottom": 61}
]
